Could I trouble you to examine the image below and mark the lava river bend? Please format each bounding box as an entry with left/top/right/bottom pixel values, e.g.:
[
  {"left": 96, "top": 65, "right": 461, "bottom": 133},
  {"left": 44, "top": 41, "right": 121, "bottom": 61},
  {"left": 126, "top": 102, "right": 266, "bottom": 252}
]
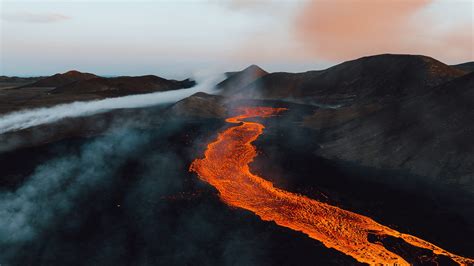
[{"left": 189, "top": 106, "right": 473, "bottom": 265}]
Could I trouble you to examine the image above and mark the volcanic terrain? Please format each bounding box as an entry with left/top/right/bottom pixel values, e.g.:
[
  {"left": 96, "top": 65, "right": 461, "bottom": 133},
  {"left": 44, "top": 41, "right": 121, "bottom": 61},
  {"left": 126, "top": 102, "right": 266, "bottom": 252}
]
[
  {"left": 0, "top": 71, "right": 195, "bottom": 114},
  {"left": 0, "top": 54, "right": 473, "bottom": 266}
]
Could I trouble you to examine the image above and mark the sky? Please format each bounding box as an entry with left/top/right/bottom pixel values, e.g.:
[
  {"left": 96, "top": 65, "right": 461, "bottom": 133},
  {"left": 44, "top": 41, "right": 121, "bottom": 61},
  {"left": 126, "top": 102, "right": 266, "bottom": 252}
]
[{"left": 0, "top": 0, "right": 472, "bottom": 78}]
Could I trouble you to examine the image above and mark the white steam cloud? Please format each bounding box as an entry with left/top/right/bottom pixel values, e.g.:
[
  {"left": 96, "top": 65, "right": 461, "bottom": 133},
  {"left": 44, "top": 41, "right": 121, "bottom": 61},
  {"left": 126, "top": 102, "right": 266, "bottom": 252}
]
[{"left": 0, "top": 72, "right": 224, "bottom": 134}]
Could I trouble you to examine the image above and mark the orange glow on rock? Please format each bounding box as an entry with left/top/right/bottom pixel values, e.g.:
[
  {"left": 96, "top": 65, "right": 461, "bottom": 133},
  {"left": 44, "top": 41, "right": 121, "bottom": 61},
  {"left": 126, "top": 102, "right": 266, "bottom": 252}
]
[{"left": 190, "top": 106, "right": 473, "bottom": 265}]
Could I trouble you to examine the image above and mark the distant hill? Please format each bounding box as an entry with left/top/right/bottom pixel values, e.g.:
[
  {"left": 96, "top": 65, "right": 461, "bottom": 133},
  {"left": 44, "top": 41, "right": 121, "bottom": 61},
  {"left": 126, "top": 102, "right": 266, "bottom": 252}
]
[
  {"left": 0, "top": 76, "right": 43, "bottom": 83},
  {"left": 0, "top": 76, "right": 45, "bottom": 89},
  {"left": 217, "top": 64, "right": 268, "bottom": 96},
  {"left": 24, "top": 70, "right": 98, "bottom": 88},
  {"left": 51, "top": 75, "right": 195, "bottom": 96},
  {"left": 451, "top": 62, "right": 474, "bottom": 72},
  {"left": 224, "top": 54, "right": 465, "bottom": 105},
  {"left": 0, "top": 74, "right": 195, "bottom": 115}
]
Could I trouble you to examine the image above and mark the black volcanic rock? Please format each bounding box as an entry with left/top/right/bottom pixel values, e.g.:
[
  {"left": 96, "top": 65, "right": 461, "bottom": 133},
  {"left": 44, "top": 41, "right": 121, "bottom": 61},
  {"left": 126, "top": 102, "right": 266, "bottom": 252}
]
[
  {"left": 235, "top": 54, "right": 465, "bottom": 105},
  {"left": 367, "top": 234, "right": 458, "bottom": 265},
  {"left": 217, "top": 64, "right": 268, "bottom": 96},
  {"left": 305, "top": 72, "right": 474, "bottom": 189},
  {"left": 51, "top": 75, "right": 195, "bottom": 96},
  {"left": 25, "top": 70, "right": 98, "bottom": 88},
  {"left": 451, "top": 62, "right": 474, "bottom": 73}
]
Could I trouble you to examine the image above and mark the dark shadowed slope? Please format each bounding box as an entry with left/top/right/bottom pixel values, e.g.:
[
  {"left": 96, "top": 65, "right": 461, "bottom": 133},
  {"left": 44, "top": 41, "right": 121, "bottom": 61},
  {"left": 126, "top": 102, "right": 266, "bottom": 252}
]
[
  {"left": 51, "top": 75, "right": 195, "bottom": 96},
  {"left": 305, "top": 72, "right": 474, "bottom": 189},
  {"left": 23, "top": 70, "right": 98, "bottom": 88},
  {"left": 166, "top": 92, "right": 227, "bottom": 119},
  {"left": 217, "top": 64, "right": 268, "bottom": 96},
  {"left": 451, "top": 62, "right": 474, "bottom": 73},
  {"left": 228, "top": 54, "right": 465, "bottom": 105}
]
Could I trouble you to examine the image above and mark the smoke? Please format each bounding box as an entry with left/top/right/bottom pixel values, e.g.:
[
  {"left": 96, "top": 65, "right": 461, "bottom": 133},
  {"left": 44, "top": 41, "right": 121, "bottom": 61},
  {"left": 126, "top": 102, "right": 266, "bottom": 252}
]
[
  {"left": 0, "top": 72, "right": 225, "bottom": 135},
  {"left": 0, "top": 128, "right": 150, "bottom": 265},
  {"left": 0, "top": 129, "right": 146, "bottom": 243},
  {"left": 0, "top": 107, "right": 271, "bottom": 265}
]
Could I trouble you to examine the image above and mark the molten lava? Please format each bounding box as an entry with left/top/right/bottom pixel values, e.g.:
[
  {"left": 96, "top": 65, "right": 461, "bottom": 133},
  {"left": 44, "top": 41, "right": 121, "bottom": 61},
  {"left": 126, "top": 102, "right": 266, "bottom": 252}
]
[{"left": 190, "top": 106, "right": 473, "bottom": 265}]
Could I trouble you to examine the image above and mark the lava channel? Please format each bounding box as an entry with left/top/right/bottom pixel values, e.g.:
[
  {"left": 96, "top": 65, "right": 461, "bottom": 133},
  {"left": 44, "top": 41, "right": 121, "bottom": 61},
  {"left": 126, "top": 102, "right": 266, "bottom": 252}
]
[{"left": 189, "top": 106, "right": 474, "bottom": 266}]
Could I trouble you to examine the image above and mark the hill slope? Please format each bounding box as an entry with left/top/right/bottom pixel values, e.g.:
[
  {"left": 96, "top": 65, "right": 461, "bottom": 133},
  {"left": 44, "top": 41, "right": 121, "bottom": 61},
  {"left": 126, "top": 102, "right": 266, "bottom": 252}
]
[
  {"left": 230, "top": 54, "right": 465, "bottom": 105},
  {"left": 166, "top": 92, "right": 226, "bottom": 119},
  {"left": 25, "top": 70, "right": 98, "bottom": 88},
  {"left": 305, "top": 72, "right": 474, "bottom": 188},
  {"left": 51, "top": 75, "right": 195, "bottom": 96},
  {"left": 217, "top": 65, "right": 268, "bottom": 96}
]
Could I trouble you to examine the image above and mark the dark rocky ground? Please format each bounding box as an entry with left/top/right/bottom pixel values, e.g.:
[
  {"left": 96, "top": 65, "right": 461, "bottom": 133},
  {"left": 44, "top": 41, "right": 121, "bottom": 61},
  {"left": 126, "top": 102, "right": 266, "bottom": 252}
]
[
  {"left": 1, "top": 101, "right": 472, "bottom": 265},
  {"left": 0, "top": 107, "right": 363, "bottom": 266},
  {"left": 1, "top": 54, "right": 473, "bottom": 265}
]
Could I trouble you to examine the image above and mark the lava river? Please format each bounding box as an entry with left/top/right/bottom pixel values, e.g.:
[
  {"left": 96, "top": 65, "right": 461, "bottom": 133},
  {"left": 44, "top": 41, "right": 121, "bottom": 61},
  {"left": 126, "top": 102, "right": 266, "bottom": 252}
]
[{"left": 189, "top": 106, "right": 474, "bottom": 265}]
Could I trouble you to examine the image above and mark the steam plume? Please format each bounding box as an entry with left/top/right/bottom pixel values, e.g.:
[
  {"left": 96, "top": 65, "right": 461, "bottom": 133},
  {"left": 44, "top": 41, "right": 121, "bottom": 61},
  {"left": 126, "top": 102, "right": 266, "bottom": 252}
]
[{"left": 0, "top": 73, "right": 224, "bottom": 134}]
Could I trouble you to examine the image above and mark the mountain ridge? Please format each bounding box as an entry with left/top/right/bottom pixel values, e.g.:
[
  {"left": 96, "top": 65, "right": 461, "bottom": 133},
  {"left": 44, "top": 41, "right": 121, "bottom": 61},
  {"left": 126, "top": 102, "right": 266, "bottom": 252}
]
[
  {"left": 225, "top": 54, "right": 466, "bottom": 105},
  {"left": 217, "top": 64, "right": 268, "bottom": 96},
  {"left": 51, "top": 75, "right": 195, "bottom": 96},
  {"left": 22, "top": 70, "right": 98, "bottom": 88}
]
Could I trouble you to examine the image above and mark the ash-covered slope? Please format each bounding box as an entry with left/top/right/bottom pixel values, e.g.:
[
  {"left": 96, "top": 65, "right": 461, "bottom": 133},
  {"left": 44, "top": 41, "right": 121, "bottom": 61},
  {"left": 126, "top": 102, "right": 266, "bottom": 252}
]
[
  {"left": 306, "top": 72, "right": 474, "bottom": 189},
  {"left": 217, "top": 65, "right": 268, "bottom": 96},
  {"left": 51, "top": 75, "right": 195, "bottom": 96},
  {"left": 24, "top": 70, "right": 98, "bottom": 88},
  {"left": 227, "top": 54, "right": 465, "bottom": 105},
  {"left": 166, "top": 92, "right": 226, "bottom": 119}
]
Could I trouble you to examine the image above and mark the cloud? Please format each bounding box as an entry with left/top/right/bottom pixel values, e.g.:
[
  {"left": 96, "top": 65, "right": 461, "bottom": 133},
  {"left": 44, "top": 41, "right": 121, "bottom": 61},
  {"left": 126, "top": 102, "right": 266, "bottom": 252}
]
[
  {"left": 2, "top": 12, "right": 71, "bottom": 23},
  {"left": 294, "top": 0, "right": 473, "bottom": 63}
]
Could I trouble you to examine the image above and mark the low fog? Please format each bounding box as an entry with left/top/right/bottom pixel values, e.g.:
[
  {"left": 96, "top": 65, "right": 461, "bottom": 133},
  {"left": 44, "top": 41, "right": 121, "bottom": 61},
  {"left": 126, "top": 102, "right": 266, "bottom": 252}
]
[{"left": 0, "top": 73, "right": 224, "bottom": 134}]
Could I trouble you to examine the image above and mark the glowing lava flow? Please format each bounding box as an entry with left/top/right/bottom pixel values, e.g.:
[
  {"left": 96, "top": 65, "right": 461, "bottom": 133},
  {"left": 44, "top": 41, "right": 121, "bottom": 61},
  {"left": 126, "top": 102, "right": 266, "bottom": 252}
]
[{"left": 190, "top": 107, "right": 474, "bottom": 265}]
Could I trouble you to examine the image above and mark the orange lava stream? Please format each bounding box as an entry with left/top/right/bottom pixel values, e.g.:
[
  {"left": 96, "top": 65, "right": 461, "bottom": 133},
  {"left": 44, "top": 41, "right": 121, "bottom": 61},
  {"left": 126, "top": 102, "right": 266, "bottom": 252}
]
[{"left": 189, "top": 107, "right": 474, "bottom": 266}]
